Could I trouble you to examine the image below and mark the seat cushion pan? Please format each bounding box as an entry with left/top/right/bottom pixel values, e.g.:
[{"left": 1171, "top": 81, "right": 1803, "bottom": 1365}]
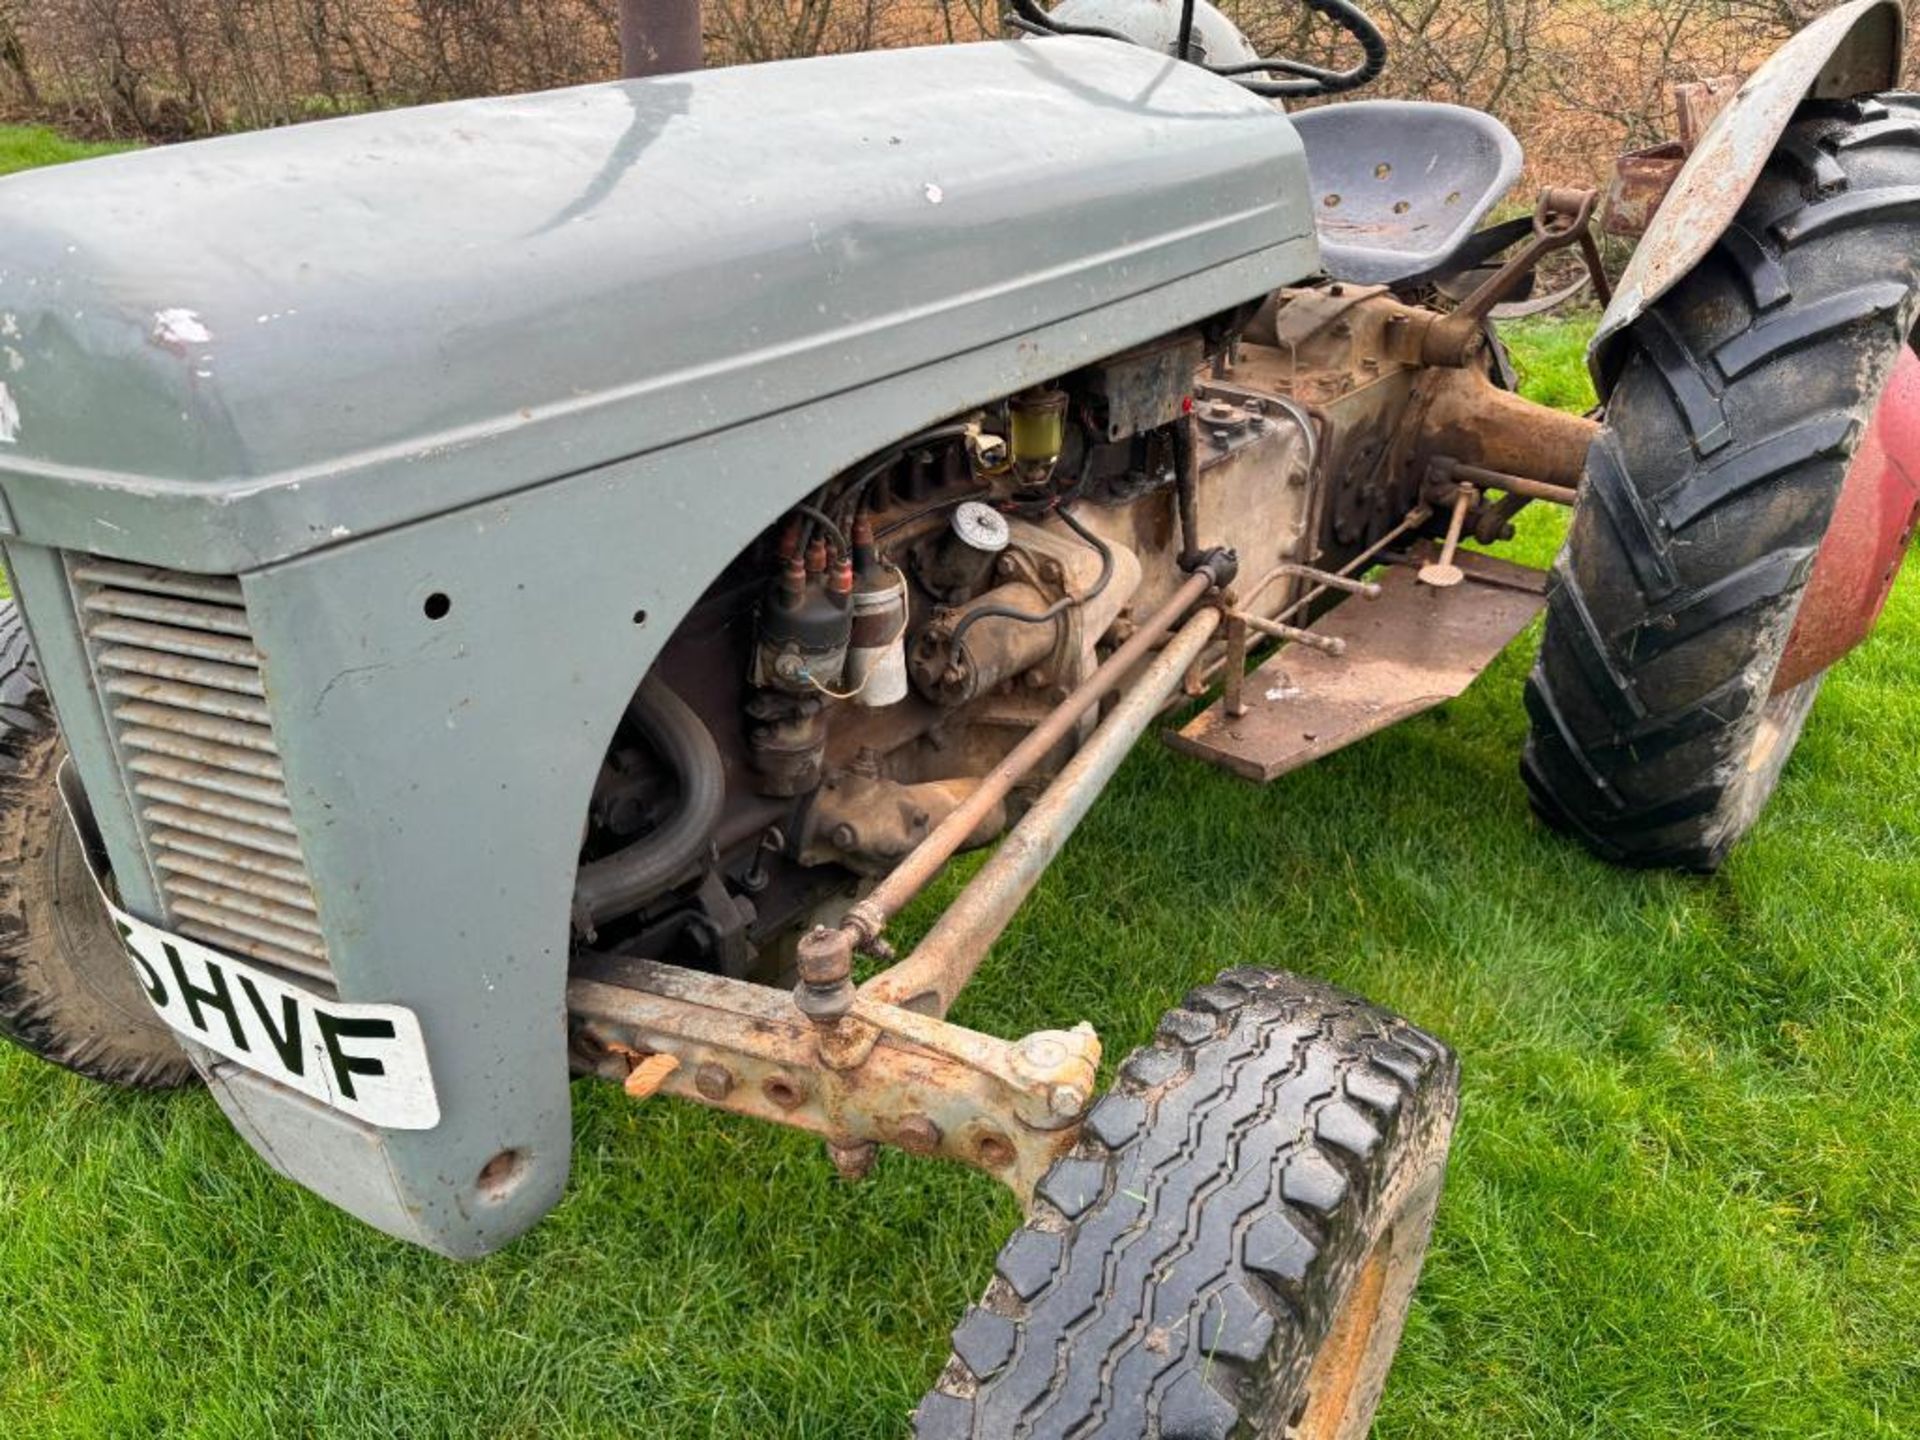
[{"left": 1291, "top": 100, "right": 1524, "bottom": 285}]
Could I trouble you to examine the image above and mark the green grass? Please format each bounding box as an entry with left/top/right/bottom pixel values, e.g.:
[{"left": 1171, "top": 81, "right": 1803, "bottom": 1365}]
[
  {"left": 1, "top": 126, "right": 1917, "bottom": 1433},
  {"left": 1501, "top": 313, "right": 1600, "bottom": 413},
  {"left": 0, "top": 125, "right": 135, "bottom": 173}
]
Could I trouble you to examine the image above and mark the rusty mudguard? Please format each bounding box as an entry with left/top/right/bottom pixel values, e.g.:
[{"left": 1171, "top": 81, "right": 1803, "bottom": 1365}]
[{"left": 1591, "top": 0, "right": 1904, "bottom": 392}]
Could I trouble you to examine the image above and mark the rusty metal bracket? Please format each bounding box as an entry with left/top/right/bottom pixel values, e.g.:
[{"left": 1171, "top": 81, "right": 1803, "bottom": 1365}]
[
  {"left": 1222, "top": 609, "right": 1252, "bottom": 718},
  {"left": 1430, "top": 456, "right": 1579, "bottom": 509},
  {"left": 1422, "top": 189, "right": 1608, "bottom": 367},
  {"left": 1242, "top": 560, "right": 1383, "bottom": 611},
  {"left": 569, "top": 954, "right": 1099, "bottom": 1200},
  {"left": 1425, "top": 454, "right": 1583, "bottom": 546},
  {"left": 1603, "top": 77, "right": 1747, "bottom": 246}
]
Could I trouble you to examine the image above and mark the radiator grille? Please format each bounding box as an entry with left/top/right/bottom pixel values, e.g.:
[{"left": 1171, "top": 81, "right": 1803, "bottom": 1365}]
[{"left": 72, "top": 560, "right": 331, "bottom": 982}]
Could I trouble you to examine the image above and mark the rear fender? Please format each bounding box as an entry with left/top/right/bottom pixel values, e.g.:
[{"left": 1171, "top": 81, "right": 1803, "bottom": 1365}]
[{"left": 1590, "top": 0, "right": 1903, "bottom": 393}]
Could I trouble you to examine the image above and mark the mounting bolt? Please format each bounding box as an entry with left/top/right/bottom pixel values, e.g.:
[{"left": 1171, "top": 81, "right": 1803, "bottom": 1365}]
[
  {"left": 694, "top": 1063, "right": 735, "bottom": 1101},
  {"left": 1007, "top": 1025, "right": 1103, "bottom": 1132},
  {"left": 826, "top": 1140, "right": 878, "bottom": 1181},
  {"left": 896, "top": 1115, "right": 943, "bottom": 1155}
]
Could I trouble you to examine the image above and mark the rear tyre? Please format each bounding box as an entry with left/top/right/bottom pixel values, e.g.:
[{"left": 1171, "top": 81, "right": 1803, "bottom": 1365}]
[
  {"left": 914, "top": 970, "right": 1458, "bottom": 1440},
  {"left": 0, "top": 602, "right": 194, "bottom": 1089},
  {"left": 1524, "top": 96, "right": 1920, "bottom": 870}
]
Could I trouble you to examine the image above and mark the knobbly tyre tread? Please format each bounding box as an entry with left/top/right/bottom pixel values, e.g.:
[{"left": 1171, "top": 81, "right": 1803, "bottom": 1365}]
[
  {"left": 0, "top": 601, "right": 194, "bottom": 1089},
  {"left": 1523, "top": 95, "right": 1920, "bottom": 871},
  {"left": 914, "top": 970, "right": 1458, "bottom": 1439}
]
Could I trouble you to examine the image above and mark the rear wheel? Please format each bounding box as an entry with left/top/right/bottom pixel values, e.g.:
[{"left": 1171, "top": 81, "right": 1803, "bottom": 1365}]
[
  {"left": 0, "top": 602, "right": 194, "bottom": 1089},
  {"left": 914, "top": 970, "right": 1457, "bottom": 1440},
  {"left": 1525, "top": 96, "right": 1920, "bottom": 870}
]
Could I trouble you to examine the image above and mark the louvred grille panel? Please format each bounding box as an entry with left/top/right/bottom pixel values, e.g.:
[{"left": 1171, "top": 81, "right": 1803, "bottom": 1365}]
[{"left": 72, "top": 560, "right": 330, "bottom": 982}]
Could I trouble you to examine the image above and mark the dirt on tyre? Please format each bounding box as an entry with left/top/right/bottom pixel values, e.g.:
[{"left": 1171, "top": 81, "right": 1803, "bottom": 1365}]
[
  {"left": 0, "top": 601, "right": 195, "bottom": 1089},
  {"left": 914, "top": 969, "right": 1458, "bottom": 1440},
  {"left": 1525, "top": 95, "right": 1920, "bottom": 871}
]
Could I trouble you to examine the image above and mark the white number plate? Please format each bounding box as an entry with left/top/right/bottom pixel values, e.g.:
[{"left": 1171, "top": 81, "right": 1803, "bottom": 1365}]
[{"left": 109, "top": 901, "right": 442, "bottom": 1131}]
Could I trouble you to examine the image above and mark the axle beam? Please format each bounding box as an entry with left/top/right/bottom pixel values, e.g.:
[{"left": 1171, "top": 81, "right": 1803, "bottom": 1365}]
[{"left": 569, "top": 954, "right": 1099, "bottom": 1199}]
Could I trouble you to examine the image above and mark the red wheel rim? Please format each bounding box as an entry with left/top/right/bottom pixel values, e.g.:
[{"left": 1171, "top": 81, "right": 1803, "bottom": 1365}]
[{"left": 1774, "top": 345, "right": 1920, "bottom": 692}]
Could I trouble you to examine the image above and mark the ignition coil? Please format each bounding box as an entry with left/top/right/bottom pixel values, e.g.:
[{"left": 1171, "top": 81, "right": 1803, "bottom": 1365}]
[{"left": 842, "top": 517, "right": 909, "bottom": 708}]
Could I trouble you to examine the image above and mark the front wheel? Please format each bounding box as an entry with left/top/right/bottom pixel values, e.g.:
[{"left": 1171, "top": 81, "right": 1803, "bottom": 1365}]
[
  {"left": 914, "top": 970, "right": 1458, "bottom": 1440},
  {"left": 1525, "top": 95, "right": 1920, "bottom": 870},
  {"left": 0, "top": 602, "right": 195, "bottom": 1089}
]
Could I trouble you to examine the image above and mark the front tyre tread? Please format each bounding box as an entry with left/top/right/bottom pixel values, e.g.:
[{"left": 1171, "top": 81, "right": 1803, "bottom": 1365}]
[{"left": 914, "top": 970, "right": 1458, "bottom": 1440}]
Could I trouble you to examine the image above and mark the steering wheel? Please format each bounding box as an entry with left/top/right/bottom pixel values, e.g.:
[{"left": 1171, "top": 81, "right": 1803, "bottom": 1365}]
[{"left": 1005, "top": 0, "right": 1387, "bottom": 99}]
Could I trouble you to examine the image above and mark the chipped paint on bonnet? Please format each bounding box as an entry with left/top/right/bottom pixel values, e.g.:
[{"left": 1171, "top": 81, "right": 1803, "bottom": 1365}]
[{"left": 152, "top": 308, "right": 213, "bottom": 347}]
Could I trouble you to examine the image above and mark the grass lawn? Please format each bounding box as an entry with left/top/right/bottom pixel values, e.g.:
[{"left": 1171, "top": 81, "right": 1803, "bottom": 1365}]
[
  {"left": 2, "top": 127, "right": 1918, "bottom": 1437},
  {"left": 0, "top": 125, "right": 134, "bottom": 172}
]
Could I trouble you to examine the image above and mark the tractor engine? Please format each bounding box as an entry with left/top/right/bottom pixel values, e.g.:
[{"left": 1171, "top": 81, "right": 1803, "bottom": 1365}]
[
  {"left": 570, "top": 323, "right": 1301, "bottom": 978},
  {"left": 567, "top": 288, "right": 1592, "bottom": 983}
]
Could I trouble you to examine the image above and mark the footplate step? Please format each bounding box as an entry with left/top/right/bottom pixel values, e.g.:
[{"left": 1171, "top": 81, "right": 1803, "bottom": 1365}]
[{"left": 1169, "top": 550, "right": 1547, "bottom": 782}]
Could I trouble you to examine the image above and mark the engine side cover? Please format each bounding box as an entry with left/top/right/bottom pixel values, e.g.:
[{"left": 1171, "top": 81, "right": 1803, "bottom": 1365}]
[{"left": 0, "top": 38, "right": 1316, "bottom": 570}]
